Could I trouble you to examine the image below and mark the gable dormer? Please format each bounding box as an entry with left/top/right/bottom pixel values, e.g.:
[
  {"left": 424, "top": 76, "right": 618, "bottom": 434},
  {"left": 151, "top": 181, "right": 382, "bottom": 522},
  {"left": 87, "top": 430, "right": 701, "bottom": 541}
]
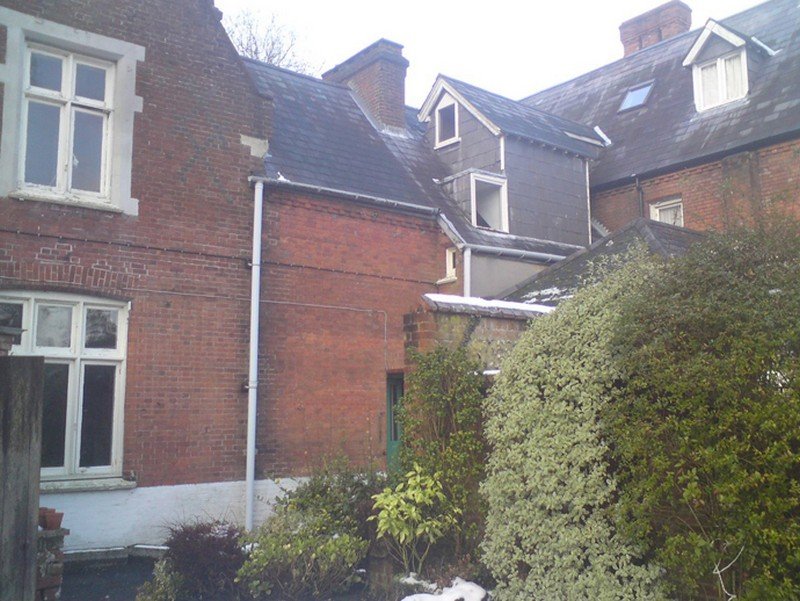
[{"left": 682, "top": 20, "right": 775, "bottom": 112}]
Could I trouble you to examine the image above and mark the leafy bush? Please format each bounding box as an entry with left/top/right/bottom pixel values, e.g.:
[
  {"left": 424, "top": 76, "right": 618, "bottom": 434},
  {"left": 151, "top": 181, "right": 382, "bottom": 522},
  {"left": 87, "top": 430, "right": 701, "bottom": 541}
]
[
  {"left": 163, "top": 520, "right": 245, "bottom": 599},
  {"left": 137, "top": 520, "right": 245, "bottom": 601},
  {"left": 136, "top": 559, "right": 183, "bottom": 601},
  {"left": 371, "top": 463, "right": 461, "bottom": 576},
  {"left": 237, "top": 508, "right": 368, "bottom": 600},
  {"left": 607, "top": 223, "right": 800, "bottom": 599},
  {"left": 277, "top": 457, "right": 386, "bottom": 542},
  {"left": 399, "top": 347, "right": 486, "bottom": 553},
  {"left": 482, "top": 248, "right": 663, "bottom": 600}
]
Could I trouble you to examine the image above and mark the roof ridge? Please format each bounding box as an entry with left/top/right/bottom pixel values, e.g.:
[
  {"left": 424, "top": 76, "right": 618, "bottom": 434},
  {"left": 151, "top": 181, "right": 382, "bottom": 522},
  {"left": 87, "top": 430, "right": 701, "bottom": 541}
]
[
  {"left": 241, "top": 56, "right": 349, "bottom": 90},
  {"left": 520, "top": 0, "right": 782, "bottom": 105}
]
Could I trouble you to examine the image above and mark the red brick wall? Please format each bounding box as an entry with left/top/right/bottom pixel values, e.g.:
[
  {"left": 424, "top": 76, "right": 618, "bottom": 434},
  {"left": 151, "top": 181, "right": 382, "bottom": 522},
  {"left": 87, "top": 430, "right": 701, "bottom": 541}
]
[
  {"left": 257, "top": 188, "right": 452, "bottom": 475},
  {"left": 0, "top": 0, "right": 267, "bottom": 486},
  {"left": 593, "top": 138, "right": 800, "bottom": 233}
]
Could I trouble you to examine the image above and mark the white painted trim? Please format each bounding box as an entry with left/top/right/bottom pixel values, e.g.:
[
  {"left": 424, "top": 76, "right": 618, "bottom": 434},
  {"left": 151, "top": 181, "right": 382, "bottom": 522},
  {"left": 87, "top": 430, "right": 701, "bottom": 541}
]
[
  {"left": 649, "top": 196, "right": 684, "bottom": 227},
  {"left": 692, "top": 48, "right": 749, "bottom": 112},
  {"left": 499, "top": 135, "right": 506, "bottom": 171},
  {"left": 470, "top": 172, "right": 509, "bottom": 233},
  {"left": 1, "top": 290, "right": 129, "bottom": 480},
  {"left": 419, "top": 77, "right": 501, "bottom": 137},
  {"left": 593, "top": 126, "right": 612, "bottom": 147},
  {"left": 434, "top": 93, "right": 460, "bottom": 148},
  {"left": 683, "top": 19, "right": 746, "bottom": 67},
  {"left": 0, "top": 7, "right": 144, "bottom": 215}
]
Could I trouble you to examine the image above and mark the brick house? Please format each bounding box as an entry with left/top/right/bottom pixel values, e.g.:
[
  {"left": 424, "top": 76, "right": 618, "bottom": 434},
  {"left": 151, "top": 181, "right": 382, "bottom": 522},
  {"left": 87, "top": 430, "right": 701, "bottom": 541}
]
[{"left": 1, "top": 0, "right": 799, "bottom": 555}]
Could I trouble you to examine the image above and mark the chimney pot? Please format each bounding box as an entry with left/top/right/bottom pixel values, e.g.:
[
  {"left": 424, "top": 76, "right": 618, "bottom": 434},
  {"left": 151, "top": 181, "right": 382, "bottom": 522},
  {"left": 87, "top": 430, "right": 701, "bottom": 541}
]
[{"left": 619, "top": 1, "right": 692, "bottom": 57}]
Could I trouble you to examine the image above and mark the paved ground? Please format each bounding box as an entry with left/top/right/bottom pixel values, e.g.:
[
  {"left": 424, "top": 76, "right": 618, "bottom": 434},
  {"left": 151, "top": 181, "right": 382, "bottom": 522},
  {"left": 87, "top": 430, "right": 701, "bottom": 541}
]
[{"left": 61, "top": 557, "right": 155, "bottom": 601}]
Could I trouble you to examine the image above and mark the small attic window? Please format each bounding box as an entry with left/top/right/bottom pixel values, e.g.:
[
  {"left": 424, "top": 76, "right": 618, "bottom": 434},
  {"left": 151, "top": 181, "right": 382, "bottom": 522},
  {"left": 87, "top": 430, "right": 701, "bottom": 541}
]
[
  {"left": 618, "top": 81, "right": 653, "bottom": 111},
  {"left": 471, "top": 173, "right": 508, "bottom": 232},
  {"left": 694, "top": 51, "right": 747, "bottom": 111},
  {"left": 435, "top": 94, "right": 459, "bottom": 148}
]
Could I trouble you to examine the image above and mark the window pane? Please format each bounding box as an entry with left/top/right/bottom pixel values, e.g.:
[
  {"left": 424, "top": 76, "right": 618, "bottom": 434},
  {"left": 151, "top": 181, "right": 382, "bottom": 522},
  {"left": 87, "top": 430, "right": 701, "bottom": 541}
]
[
  {"left": 75, "top": 64, "right": 106, "bottom": 101},
  {"left": 30, "top": 52, "right": 62, "bottom": 91},
  {"left": 658, "top": 205, "right": 683, "bottom": 226},
  {"left": 0, "top": 302, "right": 23, "bottom": 344},
  {"left": 80, "top": 364, "right": 116, "bottom": 467},
  {"left": 437, "top": 103, "right": 456, "bottom": 142},
  {"left": 619, "top": 83, "right": 652, "bottom": 111},
  {"left": 24, "top": 102, "right": 61, "bottom": 187},
  {"left": 701, "top": 63, "right": 719, "bottom": 107},
  {"left": 71, "top": 111, "right": 104, "bottom": 193},
  {"left": 85, "top": 309, "right": 118, "bottom": 349},
  {"left": 475, "top": 180, "right": 504, "bottom": 230},
  {"left": 36, "top": 305, "right": 72, "bottom": 348},
  {"left": 725, "top": 54, "right": 744, "bottom": 100},
  {"left": 42, "top": 363, "right": 69, "bottom": 468}
]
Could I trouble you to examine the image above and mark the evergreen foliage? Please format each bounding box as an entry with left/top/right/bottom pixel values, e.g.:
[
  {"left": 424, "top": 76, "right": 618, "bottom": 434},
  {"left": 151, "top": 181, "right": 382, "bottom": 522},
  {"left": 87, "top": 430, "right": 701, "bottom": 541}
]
[
  {"left": 608, "top": 223, "right": 800, "bottom": 599},
  {"left": 399, "top": 346, "right": 487, "bottom": 553},
  {"left": 482, "top": 249, "right": 663, "bottom": 600}
]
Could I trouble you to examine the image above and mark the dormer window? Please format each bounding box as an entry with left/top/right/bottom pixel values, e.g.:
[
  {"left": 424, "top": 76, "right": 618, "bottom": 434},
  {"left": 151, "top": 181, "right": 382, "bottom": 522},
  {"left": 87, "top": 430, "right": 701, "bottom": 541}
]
[
  {"left": 694, "top": 51, "right": 747, "bottom": 110},
  {"left": 470, "top": 173, "right": 508, "bottom": 232},
  {"left": 435, "top": 94, "right": 459, "bottom": 148},
  {"left": 618, "top": 81, "right": 653, "bottom": 112}
]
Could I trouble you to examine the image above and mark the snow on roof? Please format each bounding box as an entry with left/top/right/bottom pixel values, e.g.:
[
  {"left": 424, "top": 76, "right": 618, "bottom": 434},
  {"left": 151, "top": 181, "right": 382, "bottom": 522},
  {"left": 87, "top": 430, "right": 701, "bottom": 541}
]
[{"left": 423, "top": 293, "right": 553, "bottom": 319}]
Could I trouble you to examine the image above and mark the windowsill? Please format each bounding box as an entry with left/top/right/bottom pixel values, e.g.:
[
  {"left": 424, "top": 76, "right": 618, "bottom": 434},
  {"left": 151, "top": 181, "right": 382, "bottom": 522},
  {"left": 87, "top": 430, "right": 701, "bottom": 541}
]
[
  {"left": 472, "top": 224, "right": 510, "bottom": 234},
  {"left": 10, "top": 189, "right": 123, "bottom": 213},
  {"left": 434, "top": 137, "right": 461, "bottom": 150},
  {"left": 436, "top": 275, "right": 458, "bottom": 285},
  {"left": 41, "top": 477, "right": 137, "bottom": 493}
]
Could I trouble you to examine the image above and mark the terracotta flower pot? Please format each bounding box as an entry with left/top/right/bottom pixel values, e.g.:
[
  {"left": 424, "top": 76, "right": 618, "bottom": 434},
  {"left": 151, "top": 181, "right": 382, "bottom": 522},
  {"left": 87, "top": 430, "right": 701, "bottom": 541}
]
[
  {"left": 39, "top": 507, "right": 55, "bottom": 529},
  {"left": 44, "top": 511, "right": 64, "bottom": 530}
]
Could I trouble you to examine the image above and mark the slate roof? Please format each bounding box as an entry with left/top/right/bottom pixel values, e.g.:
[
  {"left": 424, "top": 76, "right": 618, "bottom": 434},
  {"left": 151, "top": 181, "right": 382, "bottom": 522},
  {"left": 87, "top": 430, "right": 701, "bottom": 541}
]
[
  {"left": 522, "top": 0, "right": 800, "bottom": 189},
  {"left": 501, "top": 218, "right": 704, "bottom": 305},
  {"left": 438, "top": 76, "right": 605, "bottom": 158},
  {"left": 243, "top": 59, "right": 585, "bottom": 259}
]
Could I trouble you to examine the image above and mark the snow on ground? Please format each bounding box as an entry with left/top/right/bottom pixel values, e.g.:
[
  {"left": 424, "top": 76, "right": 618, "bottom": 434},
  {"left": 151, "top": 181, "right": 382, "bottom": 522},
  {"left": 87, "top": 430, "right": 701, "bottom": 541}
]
[{"left": 401, "top": 577, "right": 488, "bottom": 601}]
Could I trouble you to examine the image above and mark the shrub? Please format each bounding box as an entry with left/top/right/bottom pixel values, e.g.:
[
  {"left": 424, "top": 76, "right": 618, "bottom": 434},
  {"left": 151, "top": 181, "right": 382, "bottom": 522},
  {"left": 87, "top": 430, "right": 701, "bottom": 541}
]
[
  {"left": 163, "top": 520, "right": 245, "bottom": 600},
  {"left": 136, "top": 559, "right": 183, "bottom": 601},
  {"left": 607, "top": 223, "right": 800, "bottom": 599},
  {"left": 237, "top": 508, "right": 368, "bottom": 600},
  {"left": 277, "top": 457, "right": 386, "bottom": 542},
  {"left": 371, "top": 463, "right": 461, "bottom": 576},
  {"left": 399, "top": 346, "right": 486, "bottom": 554},
  {"left": 481, "top": 248, "right": 663, "bottom": 600}
]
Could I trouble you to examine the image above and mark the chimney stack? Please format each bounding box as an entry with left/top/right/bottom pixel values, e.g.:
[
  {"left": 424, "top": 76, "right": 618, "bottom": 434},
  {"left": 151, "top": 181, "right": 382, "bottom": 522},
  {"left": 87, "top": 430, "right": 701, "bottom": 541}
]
[
  {"left": 322, "top": 39, "right": 409, "bottom": 130},
  {"left": 619, "top": 1, "right": 692, "bottom": 56}
]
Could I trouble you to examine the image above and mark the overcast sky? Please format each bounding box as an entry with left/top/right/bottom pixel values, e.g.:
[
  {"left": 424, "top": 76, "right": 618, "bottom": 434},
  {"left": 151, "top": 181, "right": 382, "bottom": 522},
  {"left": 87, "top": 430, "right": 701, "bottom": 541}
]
[{"left": 215, "top": 0, "right": 760, "bottom": 106}]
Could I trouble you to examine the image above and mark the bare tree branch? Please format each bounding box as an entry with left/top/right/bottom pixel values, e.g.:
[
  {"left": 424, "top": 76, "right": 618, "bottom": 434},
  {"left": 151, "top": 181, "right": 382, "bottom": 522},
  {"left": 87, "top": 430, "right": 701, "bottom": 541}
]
[{"left": 222, "top": 10, "right": 318, "bottom": 75}]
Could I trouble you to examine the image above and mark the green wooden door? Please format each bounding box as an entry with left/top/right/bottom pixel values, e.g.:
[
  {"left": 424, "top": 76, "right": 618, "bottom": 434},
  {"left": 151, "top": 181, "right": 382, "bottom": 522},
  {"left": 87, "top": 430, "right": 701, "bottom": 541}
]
[{"left": 386, "top": 374, "right": 404, "bottom": 471}]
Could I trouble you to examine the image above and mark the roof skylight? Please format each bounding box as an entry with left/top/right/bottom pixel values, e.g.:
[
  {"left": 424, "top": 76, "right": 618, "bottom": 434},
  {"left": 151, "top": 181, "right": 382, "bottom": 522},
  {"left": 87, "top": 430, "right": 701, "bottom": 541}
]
[{"left": 619, "top": 81, "right": 653, "bottom": 111}]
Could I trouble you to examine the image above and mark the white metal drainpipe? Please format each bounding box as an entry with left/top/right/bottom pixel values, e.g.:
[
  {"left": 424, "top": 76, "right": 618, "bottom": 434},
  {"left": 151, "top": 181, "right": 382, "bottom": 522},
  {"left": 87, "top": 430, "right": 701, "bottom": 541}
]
[{"left": 245, "top": 180, "right": 264, "bottom": 531}]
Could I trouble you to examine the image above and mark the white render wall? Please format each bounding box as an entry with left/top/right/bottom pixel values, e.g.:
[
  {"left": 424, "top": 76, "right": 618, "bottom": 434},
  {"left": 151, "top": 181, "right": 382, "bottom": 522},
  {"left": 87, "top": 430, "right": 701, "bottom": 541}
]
[{"left": 41, "top": 478, "right": 298, "bottom": 551}]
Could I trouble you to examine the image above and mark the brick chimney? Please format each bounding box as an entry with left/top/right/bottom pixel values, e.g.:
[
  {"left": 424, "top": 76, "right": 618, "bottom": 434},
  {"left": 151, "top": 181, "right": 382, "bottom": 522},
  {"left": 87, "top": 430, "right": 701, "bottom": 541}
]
[
  {"left": 322, "top": 39, "right": 409, "bottom": 130},
  {"left": 620, "top": 1, "right": 692, "bottom": 56}
]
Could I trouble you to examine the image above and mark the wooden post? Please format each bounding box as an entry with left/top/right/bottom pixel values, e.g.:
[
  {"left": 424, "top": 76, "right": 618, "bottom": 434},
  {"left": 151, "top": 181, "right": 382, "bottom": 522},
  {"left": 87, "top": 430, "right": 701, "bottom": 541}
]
[{"left": 0, "top": 356, "right": 44, "bottom": 601}]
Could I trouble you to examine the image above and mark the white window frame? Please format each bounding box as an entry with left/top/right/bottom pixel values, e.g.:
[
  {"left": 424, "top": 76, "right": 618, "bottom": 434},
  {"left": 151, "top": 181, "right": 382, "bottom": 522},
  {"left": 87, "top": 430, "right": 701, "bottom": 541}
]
[
  {"left": 434, "top": 93, "right": 459, "bottom": 149},
  {"left": 470, "top": 172, "right": 509, "bottom": 232},
  {"left": 1, "top": 291, "right": 129, "bottom": 482},
  {"left": 692, "top": 49, "right": 748, "bottom": 112},
  {"left": 650, "top": 197, "right": 684, "bottom": 227},
  {"left": 22, "top": 44, "right": 115, "bottom": 201},
  {"left": 437, "top": 247, "right": 459, "bottom": 285},
  {"left": 0, "top": 7, "right": 144, "bottom": 215}
]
